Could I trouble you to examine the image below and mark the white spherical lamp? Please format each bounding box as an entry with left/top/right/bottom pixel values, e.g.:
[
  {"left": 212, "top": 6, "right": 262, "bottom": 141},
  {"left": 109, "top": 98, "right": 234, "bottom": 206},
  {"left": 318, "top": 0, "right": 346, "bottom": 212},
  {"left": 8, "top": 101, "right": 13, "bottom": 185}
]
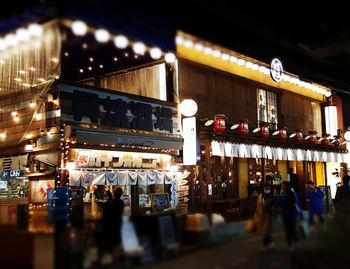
[
  {"left": 95, "top": 29, "right": 110, "bottom": 43},
  {"left": 344, "top": 129, "right": 350, "bottom": 142},
  {"left": 180, "top": 99, "right": 198, "bottom": 117},
  {"left": 114, "top": 35, "right": 128, "bottom": 49},
  {"left": 71, "top": 21, "right": 87, "bottom": 36}
]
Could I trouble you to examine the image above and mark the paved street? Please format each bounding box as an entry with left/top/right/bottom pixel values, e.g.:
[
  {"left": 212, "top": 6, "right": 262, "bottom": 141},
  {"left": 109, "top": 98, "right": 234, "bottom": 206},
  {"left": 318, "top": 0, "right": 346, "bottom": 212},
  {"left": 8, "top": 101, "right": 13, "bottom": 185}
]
[{"left": 100, "top": 224, "right": 319, "bottom": 269}]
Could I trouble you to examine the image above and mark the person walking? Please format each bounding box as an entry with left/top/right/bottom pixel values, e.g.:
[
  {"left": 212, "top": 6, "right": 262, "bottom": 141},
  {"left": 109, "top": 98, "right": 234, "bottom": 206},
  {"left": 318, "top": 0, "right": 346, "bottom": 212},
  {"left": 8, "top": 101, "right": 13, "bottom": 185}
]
[
  {"left": 278, "top": 181, "right": 301, "bottom": 251},
  {"left": 255, "top": 183, "right": 276, "bottom": 253},
  {"left": 335, "top": 174, "right": 350, "bottom": 214},
  {"left": 96, "top": 186, "right": 125, "bottom": 266},
  {"left": 305, "top": 180, "right": 325, "bottom": 227}
]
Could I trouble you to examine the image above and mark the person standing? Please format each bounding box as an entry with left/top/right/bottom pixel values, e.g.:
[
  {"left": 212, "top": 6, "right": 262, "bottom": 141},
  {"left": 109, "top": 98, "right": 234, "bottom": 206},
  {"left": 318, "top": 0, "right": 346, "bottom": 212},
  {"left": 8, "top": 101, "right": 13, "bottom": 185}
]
[
  {"left": 255, "top": 183, "right": 276, "bottom": 253},
  {"left": 278, "top": 181, "right": 300, "bottom": 251},
  {"left": 96, "top": 187, "right": 125, "bottom": 265},
  {"left": 335, "top": 174, "right": 350, "bottom": 214},
  {"left": 288, "top": 168, "right": 299, "bottom": 196},
  {"left": 305, "top": 181, "right": 325, "bottom": 227}
]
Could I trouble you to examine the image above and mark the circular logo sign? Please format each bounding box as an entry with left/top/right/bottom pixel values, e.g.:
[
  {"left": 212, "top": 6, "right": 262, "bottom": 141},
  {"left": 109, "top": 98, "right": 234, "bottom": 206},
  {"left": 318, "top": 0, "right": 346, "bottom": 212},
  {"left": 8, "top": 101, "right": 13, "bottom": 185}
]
[{"left": 270, "top": 58, "right": 283, "bottom": 82}]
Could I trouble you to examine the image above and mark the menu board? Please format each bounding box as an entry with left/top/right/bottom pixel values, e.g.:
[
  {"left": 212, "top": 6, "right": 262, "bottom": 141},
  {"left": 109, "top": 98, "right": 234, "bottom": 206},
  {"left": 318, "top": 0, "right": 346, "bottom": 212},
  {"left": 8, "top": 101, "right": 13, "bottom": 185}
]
[{"left": 151, "top": 193, "right": 170, "bottom": 213}]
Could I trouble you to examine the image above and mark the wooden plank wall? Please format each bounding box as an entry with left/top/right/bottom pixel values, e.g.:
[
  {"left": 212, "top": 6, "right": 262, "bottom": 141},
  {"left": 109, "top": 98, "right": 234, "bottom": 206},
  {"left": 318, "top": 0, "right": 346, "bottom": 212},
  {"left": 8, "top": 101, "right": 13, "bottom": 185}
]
[{"left": 178, "top": 59, "right": 322, "bottom": 134}]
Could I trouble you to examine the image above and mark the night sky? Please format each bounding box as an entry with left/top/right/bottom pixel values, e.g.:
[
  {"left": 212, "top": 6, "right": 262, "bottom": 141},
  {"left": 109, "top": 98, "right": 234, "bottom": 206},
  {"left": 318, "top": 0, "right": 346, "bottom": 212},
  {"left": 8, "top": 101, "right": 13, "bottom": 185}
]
[{"left": 1, "top": 0, "right": 350, "bottom": 92}]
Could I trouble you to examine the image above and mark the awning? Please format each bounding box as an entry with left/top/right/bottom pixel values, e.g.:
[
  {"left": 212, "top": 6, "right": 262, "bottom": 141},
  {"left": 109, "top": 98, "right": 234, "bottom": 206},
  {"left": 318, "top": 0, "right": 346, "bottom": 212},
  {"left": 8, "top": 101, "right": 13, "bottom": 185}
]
[
  {"left": 74, "top": 128, "right": 183, "bottom": 151},
  {"left": 212, "top": 141, "right": 348, "bottom": 163}
]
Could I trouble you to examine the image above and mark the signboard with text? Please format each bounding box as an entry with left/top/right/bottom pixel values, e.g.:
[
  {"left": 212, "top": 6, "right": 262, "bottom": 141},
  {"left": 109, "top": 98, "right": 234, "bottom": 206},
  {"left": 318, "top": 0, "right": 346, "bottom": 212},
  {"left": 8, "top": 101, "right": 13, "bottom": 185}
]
[{"left": 60, "top": 84, "right": 179, "bottom": 134}]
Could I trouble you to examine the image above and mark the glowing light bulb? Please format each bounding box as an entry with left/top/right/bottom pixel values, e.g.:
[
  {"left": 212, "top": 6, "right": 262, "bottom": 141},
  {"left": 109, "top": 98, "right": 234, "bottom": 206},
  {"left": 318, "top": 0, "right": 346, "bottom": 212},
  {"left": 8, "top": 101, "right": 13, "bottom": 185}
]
[
  {"left": 133, "top": 42, "right": 146, "bottom": 55},
  {"left": 150, "top": 47, "right": 162, "bottom": 59},
  {"left": 16, "top": 28, "right": 30, "bottom": 42},
  {"left": 114, "top": 35, "right": 128, "bottom": 49},
  {"left": 71, "top": 21, "right": 87, "bottom": 36},
  {"left": 164, "top": 52, "right": 176, "bottom": 63},
  {"left": 95, "top": 29, "right": 110, "bottom": 43},
  {"left": 28, "top": 23, "right": 43, "bottom": 38}
]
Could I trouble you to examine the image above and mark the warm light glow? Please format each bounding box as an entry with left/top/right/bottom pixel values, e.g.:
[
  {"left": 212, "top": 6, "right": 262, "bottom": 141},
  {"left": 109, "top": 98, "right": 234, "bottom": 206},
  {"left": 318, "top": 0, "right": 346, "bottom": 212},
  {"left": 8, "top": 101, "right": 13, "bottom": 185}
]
[
  {"left": 11, "top": 111, "right": 17, "bottom": 117},
  {"left": 164, "top": 52, "right": 176, "bottom": 63},
  {"left": 180, "top": 99, "right": 198, "bottom": 117},
  {"left": 66, "top": 162, "right": 75, "bottom": 170},
  {"left": 114, "top": 35, "right": 128, "bottom": 48},
  {"left": 272, "top": 130, "right": 280, "bottom": 136},
  {"left": 325, "top": 105, "right": 338, "bottom": 137},
  {"left": 0, "top": 132, "right": 6, "bottom": 139},
  {"left": 0, "top": 38, "right": 7, "bottom": 50},
  {"left": 28, "top": 23, "right": 43, "bottom": 38},
  {"left": 4, "top": 33, "right": 18, "bottom": 47},
  {"left": 133, "top": 42, "right": 146, "bottom": 55},
  {"left": 176, "top": 33, "right": 332, "bottom": 99},
  {"left": 71, "top": 21, "right": 88, "bottom": 36},
  {"left": 16, "top": 28, "right": 30, "bottom": 42},
  {"left": 35, "top": 113, "right": 42, "bottom": 120},
  {"left": 14, "top": 116, "right": 20, "bottom": 122},
  {"left": 194, "top": 43, "right": 204, "bottom": 51},
  {"left": 231, "top": 124, "right": 239, "bottom": 130},
  {"left": 344, "top": 130, "right": 350, "bottom": 142},
  {"left": 95, "top": 29, "right": 110, "bottom": 43},
  {"left": 150, "top": 47, "right": 162, "bottom": 59},
  {"left": 29, "top": 101, "right": 36, "bottom": 108},
  {"left": 204, "top": 119, "right": 214, "bottom": 126}
]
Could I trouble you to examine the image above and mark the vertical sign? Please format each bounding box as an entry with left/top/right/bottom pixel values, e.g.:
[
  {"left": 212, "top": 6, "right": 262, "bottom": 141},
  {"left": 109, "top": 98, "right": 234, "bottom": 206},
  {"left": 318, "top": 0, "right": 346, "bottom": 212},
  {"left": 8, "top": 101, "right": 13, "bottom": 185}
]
[{"left": 182, "top": 117, "right": 197, "bottom": 165}]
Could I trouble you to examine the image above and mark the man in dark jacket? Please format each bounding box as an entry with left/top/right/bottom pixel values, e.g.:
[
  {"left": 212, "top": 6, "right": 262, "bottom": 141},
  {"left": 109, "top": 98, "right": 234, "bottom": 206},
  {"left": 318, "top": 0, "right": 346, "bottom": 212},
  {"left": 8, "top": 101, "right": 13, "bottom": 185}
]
[{"left": 305, "top": 181, "right": 325, "bottom": 226}]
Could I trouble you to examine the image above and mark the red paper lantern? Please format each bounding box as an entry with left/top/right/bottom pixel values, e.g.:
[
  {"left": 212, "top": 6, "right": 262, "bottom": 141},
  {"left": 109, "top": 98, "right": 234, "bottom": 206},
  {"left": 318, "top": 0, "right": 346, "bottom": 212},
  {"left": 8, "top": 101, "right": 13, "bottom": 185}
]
[
  {"left": 238, "top": 119, "right": 249, "bottom": 136},
  {"left": 214, "top": 114, "right": 226, "bottom": 132},
  {"left": 306, "top": 131, "right": 317, "bottom": 144},
  {"left": 260, "top": 123, "right": 270, "bottom": 139},
  {"left": 278, "top": 127, "right": 288, "bottom": 141},
  {"left": 332, "top": 136, "right": 341, "bottom": 148},
  {"left": 290, "top": 129, "right": 303, "bottom": 143},
  {"left": 321, "top": 137, "right": 330, "bottom": 146}
]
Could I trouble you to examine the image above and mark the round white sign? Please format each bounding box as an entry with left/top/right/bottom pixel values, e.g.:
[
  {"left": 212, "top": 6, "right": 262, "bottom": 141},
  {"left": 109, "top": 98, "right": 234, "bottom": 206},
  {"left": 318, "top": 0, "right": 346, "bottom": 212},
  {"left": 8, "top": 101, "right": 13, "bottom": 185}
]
[
  {"left": 180, "top": 99, "right": 198, "bottom": 117},
  {"left": 270, "top": 58, "right": 283, "bottom": 82}
]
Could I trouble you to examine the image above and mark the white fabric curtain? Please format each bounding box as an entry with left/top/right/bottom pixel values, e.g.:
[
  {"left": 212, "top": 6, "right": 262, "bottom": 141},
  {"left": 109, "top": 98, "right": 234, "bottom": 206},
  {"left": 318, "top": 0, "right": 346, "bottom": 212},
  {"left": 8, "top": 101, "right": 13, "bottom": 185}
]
[
  {"left": 82, "top": 172, "right": 94, "bottom": 188},
  {"left": 128, "top": 171, "right": 138, "bottom": 185},
  {"left": 92, "top": 172, "right": 106, "bottom": 185},
  {"left": 69, "top": 170, "right": 82, "bottom": 187},
  {"left": 106, "top": 172, "right": 118, "bottom": 186},
  {"left": 118, "top": 171, "right": 129, "bottom": 185},
  {"left": 155, "top": 170, "right": 165, "bottom": 184},
  {"left": 225, "top": 143, "right": 232, "bottom": 157},
  {"left": 165, "top": 172, "right": 174, "bottom": 184},
  {"left": 147, "top": 170, "right": 156, "bottom": 185}
]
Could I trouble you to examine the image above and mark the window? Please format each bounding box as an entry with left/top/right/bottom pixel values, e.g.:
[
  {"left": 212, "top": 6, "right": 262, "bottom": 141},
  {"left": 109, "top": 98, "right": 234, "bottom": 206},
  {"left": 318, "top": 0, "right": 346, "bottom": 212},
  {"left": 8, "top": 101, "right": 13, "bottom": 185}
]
[{"left": 257, "top": 89, "right": 278, "bottom": 130}]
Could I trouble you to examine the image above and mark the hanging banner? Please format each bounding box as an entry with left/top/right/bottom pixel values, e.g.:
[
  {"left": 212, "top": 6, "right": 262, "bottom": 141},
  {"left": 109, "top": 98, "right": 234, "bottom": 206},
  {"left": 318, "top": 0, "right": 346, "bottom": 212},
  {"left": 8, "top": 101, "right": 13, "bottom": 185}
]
[{"left": 182, "top": 117, "right": 198, "bottom": 165}]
